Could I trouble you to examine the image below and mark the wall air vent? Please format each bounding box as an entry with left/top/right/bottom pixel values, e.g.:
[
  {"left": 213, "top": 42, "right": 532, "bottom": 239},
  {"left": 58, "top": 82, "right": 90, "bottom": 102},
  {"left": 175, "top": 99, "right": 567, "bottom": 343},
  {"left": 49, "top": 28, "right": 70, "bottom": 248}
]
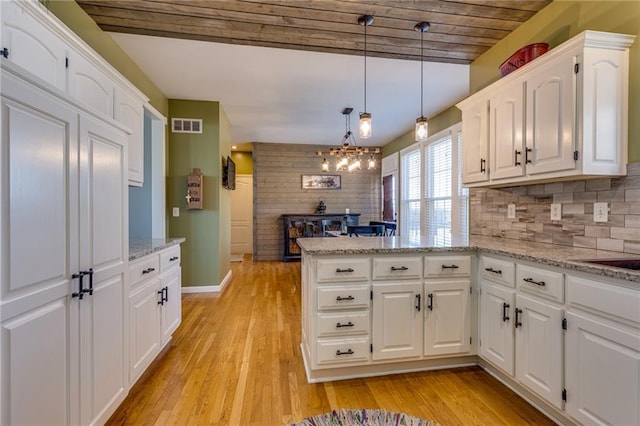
[{"left": 171, "top": 118, "right": 203, "bottom": 134}]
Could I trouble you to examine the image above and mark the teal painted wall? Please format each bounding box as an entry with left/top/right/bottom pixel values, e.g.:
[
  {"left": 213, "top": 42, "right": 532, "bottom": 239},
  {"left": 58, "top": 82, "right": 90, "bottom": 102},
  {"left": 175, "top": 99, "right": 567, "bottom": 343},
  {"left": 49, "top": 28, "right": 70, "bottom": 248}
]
[
  {"left": 129, "top": 115, "right": 153, "bottom": 239},
  {"left": 167, "top": 100, "right": 231, "bottom": 287}
]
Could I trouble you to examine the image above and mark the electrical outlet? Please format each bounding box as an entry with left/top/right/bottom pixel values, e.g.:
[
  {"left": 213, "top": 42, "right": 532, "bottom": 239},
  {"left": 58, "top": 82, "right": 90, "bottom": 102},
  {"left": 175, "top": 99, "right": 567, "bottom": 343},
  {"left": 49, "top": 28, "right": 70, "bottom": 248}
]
[
  {"left": 172, "top": 207, "right": 180, "bottom": 217},
  {"left": 593, "top": 202, "right": 608, "bottom": 222},
  {"left": 550, "top": 203, "right": 562, "bottom": 221},
  {"left": 507, "top": 204, "right": 516, "bottom": 219}
]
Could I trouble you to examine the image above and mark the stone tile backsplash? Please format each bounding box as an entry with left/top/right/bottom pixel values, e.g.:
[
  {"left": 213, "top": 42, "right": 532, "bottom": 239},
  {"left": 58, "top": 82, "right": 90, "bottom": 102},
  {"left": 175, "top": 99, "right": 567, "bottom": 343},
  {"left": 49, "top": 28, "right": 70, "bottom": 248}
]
[{"left": 469, "top": 162, "right": 640, "bottom": 254}]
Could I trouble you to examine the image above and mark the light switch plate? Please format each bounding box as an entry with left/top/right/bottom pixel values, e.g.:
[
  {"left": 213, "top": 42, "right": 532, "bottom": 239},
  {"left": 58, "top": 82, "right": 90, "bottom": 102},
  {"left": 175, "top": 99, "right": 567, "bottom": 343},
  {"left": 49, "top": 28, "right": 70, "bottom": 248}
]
[
  {"left": 594, "top": 202, "right": 608, "bottom": 222},
  {"left": 172, "top": 207, "right": 180, "bottom": 217},
  {"left": 550, "top": 203, "right": 562, "bottom": 221},
  {"left": 507, "top": 204, "right": 516, "bottom": 219}
]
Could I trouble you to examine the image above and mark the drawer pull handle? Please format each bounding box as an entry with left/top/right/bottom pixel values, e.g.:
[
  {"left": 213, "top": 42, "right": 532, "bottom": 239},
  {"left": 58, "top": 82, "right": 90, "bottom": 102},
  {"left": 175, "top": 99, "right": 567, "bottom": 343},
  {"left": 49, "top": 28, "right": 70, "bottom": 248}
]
[
  {"left": 485, "top": 267, "right": 502, "bottom": 275},
  {"left": 336, "top": 349, "right": 354, "bottom": 356},
  {"left": 336, "top": 268, "right": 355, "bottom": 273},
  {"left": 502, "top": 303, "right": 510, "bottom": 322},
  {"left": 427, "top": 293, "right": 433, "bottom": 311},
  {"left": 391, "top": 266, "right": 409, "bottom": 271},
  {"left": 515, "top": 149, "right": 522, "bottom": 166},
  {"left": 142, "top": 267, "right": 156, "bottom": 274},
  {"left": 523, "top": 277, "right": 545, "bottom": 287},
  {"left": 158, "top": 289, "right": 164, "bottom": 305},
  {"left": 441, "top": 264, "right": 459, "bottom": 269},
  {"left": 336, "top": 321, "right": 354, "bottom": 328},
  {"left": 169, "top": 256, "right": 179, "bottom": 262},
  {"left": 336, "top": 295, "right": 355, "bottom": 302},
  {"left": 515, "top": 308, "right": 523, "bottom": 328},
  {"left": 480, "top": 158, "right": 486, "bottom": 173}
]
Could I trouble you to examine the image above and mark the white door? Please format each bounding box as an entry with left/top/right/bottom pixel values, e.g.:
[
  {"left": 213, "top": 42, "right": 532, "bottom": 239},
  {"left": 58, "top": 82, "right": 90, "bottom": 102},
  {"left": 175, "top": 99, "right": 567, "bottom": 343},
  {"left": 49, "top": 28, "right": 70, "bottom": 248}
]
[
  {"left": 525, "top": 54, "right": 576, "bottom": 175},
  {"left": 372, "top": 282, "right": 423, "bottom": 360},
  {"left": 0, "top": 75, "right": 78, "bottom": 425},
  {"left": 161, "top": 267, "right": 182, "bottom": 343},
  {"left": 116, "top": 87, "right": 144, "bottom": 186},
  {"left": 515, "top": 294, "right": 563, "bottom": 409},
  {"left": 490, "top": 80, "right": 525, "bottom": 180},
  {"left": 565, "top": 311, "right": 640, "bottom": 426},
  {"left": 461, "top": 99, "right": 490, "bottom": 184},
  {"left": 78, "top": 115, "right": 128, "bottom": 426},
  {"left": 128, "top": 279, "right": 161, "bottom": 384},
  {"left": 424, "top": 280, "right": 471, "bottom": 356},
  {"left": 231, "top": 175, "right": 253, "bottom": 261},
  {"left": 480, "top": 282, "right": 515, "bottom": 375},
  {"left": 68, "top": 49, "right": 115, "bottom": 117}
]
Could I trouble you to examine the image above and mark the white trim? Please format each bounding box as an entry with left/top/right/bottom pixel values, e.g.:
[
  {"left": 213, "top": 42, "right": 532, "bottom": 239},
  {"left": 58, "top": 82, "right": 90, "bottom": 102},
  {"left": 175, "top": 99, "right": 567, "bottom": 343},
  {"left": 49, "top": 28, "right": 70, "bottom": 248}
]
[
  {"left": 143, "top": 103, "right": 167, "bottom": 124},
  {"left": 181, "top": 269, "right": 232, "bottom": 294}
]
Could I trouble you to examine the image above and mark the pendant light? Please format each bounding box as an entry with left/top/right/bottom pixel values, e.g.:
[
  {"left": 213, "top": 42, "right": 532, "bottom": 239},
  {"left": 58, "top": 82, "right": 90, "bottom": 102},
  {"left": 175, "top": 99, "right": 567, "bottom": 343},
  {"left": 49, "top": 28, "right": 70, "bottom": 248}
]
[
  {"left": 414, "top": 21, "right": 430, "bottom": 142},
  {"left": 358, "top": 15, "right": 374, "bottom": 139}
]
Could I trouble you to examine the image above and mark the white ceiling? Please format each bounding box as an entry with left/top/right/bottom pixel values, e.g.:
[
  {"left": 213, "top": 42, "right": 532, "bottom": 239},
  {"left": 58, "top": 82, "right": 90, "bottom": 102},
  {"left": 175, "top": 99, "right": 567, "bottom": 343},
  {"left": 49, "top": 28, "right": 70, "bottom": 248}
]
[{"left": 110, "top": 33, "right": 469, "bottom": 148}]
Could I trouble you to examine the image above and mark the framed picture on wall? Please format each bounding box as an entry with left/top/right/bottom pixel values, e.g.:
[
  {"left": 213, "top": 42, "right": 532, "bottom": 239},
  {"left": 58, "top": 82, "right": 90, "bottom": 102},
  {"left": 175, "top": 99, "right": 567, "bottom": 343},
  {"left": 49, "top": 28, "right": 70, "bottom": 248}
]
[{"left": 301, "top": 174, "right": 341, "bottom": 189}]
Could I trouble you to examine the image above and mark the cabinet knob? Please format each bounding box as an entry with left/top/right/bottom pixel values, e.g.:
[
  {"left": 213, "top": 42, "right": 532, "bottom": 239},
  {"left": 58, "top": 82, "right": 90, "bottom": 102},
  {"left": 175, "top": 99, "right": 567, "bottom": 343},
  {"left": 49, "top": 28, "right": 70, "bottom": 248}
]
[{"left": 1, "top": 48, "right": 8, "bottom": 59}]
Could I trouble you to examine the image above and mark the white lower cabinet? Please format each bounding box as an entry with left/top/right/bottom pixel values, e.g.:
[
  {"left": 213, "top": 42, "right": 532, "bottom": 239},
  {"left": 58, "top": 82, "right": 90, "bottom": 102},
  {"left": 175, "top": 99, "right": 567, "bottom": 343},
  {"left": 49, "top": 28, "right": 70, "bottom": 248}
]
[
  {"left": 514, "top": 294, "right": 563, "bottom": 409},
  {"left": 424, "top": 280, "right": 471, "bottom": 356},
  {"left": 565, "top": 275, "right": 640, "bottom": 425},
  {"left": 372, "top": 281, "right": 423, "bottom": 360},
  {"left": 128, "top": 246, "right": 182, "bottom": 385},
  {"left": 480, "top": 257, "right": 564, "bottom": 410}
]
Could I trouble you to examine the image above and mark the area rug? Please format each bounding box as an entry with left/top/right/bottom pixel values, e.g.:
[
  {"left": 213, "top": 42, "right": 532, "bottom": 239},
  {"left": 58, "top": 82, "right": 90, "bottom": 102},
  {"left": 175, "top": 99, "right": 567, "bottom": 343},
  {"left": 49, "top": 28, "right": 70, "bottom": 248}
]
[{"left": 289, "top": 408, "right": 439, "bottom": 426}]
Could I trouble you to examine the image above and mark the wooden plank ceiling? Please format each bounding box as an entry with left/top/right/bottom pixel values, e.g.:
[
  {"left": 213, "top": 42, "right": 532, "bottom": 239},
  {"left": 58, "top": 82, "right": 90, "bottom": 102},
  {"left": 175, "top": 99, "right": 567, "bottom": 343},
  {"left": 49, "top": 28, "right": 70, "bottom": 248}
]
[{"left": 77, "top": 0, "right": 552, "bottom": 65}]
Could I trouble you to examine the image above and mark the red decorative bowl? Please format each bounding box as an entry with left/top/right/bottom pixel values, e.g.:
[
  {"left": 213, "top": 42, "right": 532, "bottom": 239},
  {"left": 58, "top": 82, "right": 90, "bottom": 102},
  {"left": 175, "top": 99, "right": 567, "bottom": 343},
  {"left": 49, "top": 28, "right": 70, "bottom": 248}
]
[{"left": 499, "top": 43, "right": 549, "bottom": 77}]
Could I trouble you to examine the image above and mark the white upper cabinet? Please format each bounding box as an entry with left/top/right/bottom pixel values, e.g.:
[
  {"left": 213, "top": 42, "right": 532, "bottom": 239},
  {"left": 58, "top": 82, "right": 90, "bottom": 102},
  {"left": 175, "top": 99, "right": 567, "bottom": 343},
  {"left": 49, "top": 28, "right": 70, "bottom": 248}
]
[
  {"left": 458, "top": 31, "right": 635, "bottom": 187},
  {"left": 116, "top": 87, "right": 145, "bottom": 186},
  {"left": 67, "top": 49, "right": 115, "bottom": 118},
  {"left": 461, "top": 98, "right": 489, "bottom": 184},
  {"left": 1, "top": 1, "right": 67, "bottom": 91}
]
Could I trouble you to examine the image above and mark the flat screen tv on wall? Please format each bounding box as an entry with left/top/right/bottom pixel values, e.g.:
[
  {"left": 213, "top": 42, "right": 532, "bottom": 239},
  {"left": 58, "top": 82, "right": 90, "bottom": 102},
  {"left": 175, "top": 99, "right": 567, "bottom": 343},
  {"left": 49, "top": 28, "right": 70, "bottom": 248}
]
[{"left": 223, "top": 156, "right": 236, "bottom": 190}]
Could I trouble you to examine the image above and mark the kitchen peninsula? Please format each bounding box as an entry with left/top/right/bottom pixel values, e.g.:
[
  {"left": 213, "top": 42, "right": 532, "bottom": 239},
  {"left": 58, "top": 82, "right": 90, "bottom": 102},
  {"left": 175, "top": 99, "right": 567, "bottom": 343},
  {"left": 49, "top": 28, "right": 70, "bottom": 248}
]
[{"left": 297, "top": 235, "right": 640, "bottom": 426}]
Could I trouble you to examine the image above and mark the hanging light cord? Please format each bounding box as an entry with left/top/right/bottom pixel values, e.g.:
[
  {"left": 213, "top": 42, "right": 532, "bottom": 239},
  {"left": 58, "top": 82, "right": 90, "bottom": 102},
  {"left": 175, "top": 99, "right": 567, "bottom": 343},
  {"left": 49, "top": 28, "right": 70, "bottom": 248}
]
[
  {"left": 420, "top": 27, "right": 424, "bottom": 117},
  {"left": 363, "top": 21, "right": 367, "bottom": 113}
]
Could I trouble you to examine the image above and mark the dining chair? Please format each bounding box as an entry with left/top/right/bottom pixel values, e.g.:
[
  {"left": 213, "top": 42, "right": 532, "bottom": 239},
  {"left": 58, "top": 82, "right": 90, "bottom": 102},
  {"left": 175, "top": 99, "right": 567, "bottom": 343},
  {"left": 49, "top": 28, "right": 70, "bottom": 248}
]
[
  {"left": 369, "top": 221, "right": 396, "bottom": 236},
  {"left": 321, "top": 219, "right": 343, "bottom": 235},
  {"left": 347, "top": 224, "right": 385, "bottom": 237}
]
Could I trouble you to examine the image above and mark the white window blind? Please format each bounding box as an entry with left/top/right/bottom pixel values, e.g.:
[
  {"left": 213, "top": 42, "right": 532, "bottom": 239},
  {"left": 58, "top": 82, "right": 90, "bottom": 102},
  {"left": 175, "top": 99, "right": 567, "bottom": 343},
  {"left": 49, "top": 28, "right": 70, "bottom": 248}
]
[
  {"left": 400, "top": 147, "right": 422, "bottom": 241},
  {"left": 399, "top": 123, "right": 468, "bottom": 245}
]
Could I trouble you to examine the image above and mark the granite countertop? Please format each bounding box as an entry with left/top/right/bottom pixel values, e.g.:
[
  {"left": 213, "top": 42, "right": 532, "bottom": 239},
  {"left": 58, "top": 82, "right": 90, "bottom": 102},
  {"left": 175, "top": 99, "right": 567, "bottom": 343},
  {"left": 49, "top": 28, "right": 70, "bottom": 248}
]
[
  {"left": 129, "top": 238, "right": 186, "bottom": 261},
  {"left": 296, "top": 235, "right": 640, "bottom": 283}
]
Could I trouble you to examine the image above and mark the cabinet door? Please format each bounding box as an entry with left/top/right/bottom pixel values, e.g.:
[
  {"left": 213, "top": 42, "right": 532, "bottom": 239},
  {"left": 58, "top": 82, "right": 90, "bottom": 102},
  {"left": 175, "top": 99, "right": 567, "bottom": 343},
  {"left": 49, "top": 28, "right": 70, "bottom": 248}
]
[
  {"left": 514, "top": 294, "right": 563, "bottom": 409},
  {"left": 1, "top": 1, "right": 67, "bottom": 91},
  {"left": 461, "top": 99, "right": 489, "bottom": 184},
  {"left": 424, "top": 280, "right": 471, "bottom": 356},
  {"left": 372, "top": 282, "right": 422, "bottom": 360},
  {"left": 68, "top": 50, "right": 115, "bottom": 118},
  {"left": 480, "top": 282, "right": 515, "bottom": 375},
  {"left": 161, "top": 267, "right": 182, "bottom": 343},
  {"left": 78, "top": 115, "right": 128, "bottom": 425},
  {"left": 525, "top": 54, "right": 576, "bottom": 175},
  {"left": 116, "top": 87, "right": 144, "bottom": 186},
  {"left": 490, "top": 80, "right": 525, "bottom": 180},
  {"left": 565, "top": 311, "right": 640, "bottom": 426},
  {"left": 129, "top": 279, "right": 161, "bottom": 384},
  {"left": 0, "top": 74, "right": 78, "bottom": 425}
]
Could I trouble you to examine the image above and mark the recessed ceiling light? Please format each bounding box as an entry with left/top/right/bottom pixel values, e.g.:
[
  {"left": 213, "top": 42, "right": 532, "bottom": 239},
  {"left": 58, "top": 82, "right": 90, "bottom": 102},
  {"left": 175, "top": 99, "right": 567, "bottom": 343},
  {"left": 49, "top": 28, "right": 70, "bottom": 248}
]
[{"left": 231, "top": 145, "right": 238, "bottom": 150}]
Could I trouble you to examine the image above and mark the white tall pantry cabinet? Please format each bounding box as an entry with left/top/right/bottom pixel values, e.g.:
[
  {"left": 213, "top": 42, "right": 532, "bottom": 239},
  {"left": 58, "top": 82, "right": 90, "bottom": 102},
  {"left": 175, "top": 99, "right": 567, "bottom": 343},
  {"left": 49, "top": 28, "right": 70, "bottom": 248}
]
[{"left": 0, "top": 0, "right": 150, "bottom": 424}]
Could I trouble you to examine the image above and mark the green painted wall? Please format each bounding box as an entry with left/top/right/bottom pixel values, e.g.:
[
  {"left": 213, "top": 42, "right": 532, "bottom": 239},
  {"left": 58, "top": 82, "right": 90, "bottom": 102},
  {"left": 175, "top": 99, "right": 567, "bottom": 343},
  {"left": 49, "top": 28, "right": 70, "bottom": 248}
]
[
  {"left": 48, "top": 1, "right": 168, "bottom": 116},
  {"left": 231, "top": 151, "right": 253, "bottom": 175},
  {"left": 167, "top": 100, "right": 231, "bottom": 287},
  {"left": 469, "top": 0, "right": 640, "bottom": 161}
]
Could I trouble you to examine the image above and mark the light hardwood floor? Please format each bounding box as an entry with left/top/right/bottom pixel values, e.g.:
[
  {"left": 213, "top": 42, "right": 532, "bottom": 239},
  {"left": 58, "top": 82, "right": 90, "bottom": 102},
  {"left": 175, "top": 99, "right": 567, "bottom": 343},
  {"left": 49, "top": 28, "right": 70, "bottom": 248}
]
[{"left": 107, "top": 258, "right": 554, "bottom": 425}]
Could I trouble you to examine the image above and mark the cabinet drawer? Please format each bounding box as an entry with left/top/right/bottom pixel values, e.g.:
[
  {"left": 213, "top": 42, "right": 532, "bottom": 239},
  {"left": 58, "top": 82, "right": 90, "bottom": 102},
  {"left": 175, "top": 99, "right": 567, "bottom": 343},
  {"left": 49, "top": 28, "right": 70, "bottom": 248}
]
[
  {"left": 372, "top": 257, "right": 422, "bottom": 280},
  {"left": 316, "top": 258, "right": 370, "bottom": 283},
  {"left": 567, "top": 275, "right": 640, "bottom": 326},
  {"left": 160, "top": 246, "right": 181, "bottom": 272},
  {"left": 516, "top": 264, "right": 563, "bottom": 303},
  {"left": 481, "top": 256, "right": 515, "bottom": 288},
  {"left": 316, "top": 337, "right": 370, "bottom": 364},
  {"left": 424, "top": 255, "right": 471, "bottom": 278},
  {"left": 317, "top": 285, "right": 370, "bottom": 310},
  {"left": 317, "top": 311, "right": 370, "bottom": 337},
  {"left": 129, "top": 255, "right": 160, "bottom": 287}
]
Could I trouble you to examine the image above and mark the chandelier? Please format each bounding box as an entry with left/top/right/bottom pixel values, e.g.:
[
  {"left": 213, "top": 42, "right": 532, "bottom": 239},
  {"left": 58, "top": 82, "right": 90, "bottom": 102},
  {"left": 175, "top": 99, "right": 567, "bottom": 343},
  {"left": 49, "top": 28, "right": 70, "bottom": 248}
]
[{"left": 318, "top": 107, "right": 380, "bottom": 172}]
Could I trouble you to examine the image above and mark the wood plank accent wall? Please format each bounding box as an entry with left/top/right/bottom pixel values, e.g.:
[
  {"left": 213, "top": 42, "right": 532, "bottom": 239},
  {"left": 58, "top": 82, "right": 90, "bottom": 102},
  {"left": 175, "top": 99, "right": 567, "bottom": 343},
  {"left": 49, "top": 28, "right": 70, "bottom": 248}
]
[{"left": 253, "top": 142, "right": 381, "bottom": 261}]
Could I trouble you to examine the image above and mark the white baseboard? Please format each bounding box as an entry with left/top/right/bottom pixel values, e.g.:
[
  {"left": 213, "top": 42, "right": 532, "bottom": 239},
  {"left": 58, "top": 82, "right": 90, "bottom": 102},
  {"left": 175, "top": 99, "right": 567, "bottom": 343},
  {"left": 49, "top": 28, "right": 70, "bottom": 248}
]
[{"left": 181, "top": 269, "right": 233, "bottom": 293}]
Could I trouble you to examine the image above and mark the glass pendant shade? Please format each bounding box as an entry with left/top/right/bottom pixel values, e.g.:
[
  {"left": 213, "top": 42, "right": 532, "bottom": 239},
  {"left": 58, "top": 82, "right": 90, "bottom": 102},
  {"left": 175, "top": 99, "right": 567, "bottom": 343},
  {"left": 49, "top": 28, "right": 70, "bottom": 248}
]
[
  {"left": 359, "top": 112, "right": 372, "bottom": 139},
  {"left": 368, "top": 154, "right": 376, "bottom": 170},
  {"left": 415, "top": 117, "right": 428, "bottom": 142}
]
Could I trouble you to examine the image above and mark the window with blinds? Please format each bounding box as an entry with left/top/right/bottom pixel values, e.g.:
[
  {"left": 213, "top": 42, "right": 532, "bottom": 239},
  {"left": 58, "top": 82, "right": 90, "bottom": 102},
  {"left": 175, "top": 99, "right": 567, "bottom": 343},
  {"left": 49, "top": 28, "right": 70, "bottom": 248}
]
[
  {"left": 399, "top": 123, "right": 468, "bottom": 245},
  {"left": 400, "top": 146, "right": 422, "bottom": 241}
]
